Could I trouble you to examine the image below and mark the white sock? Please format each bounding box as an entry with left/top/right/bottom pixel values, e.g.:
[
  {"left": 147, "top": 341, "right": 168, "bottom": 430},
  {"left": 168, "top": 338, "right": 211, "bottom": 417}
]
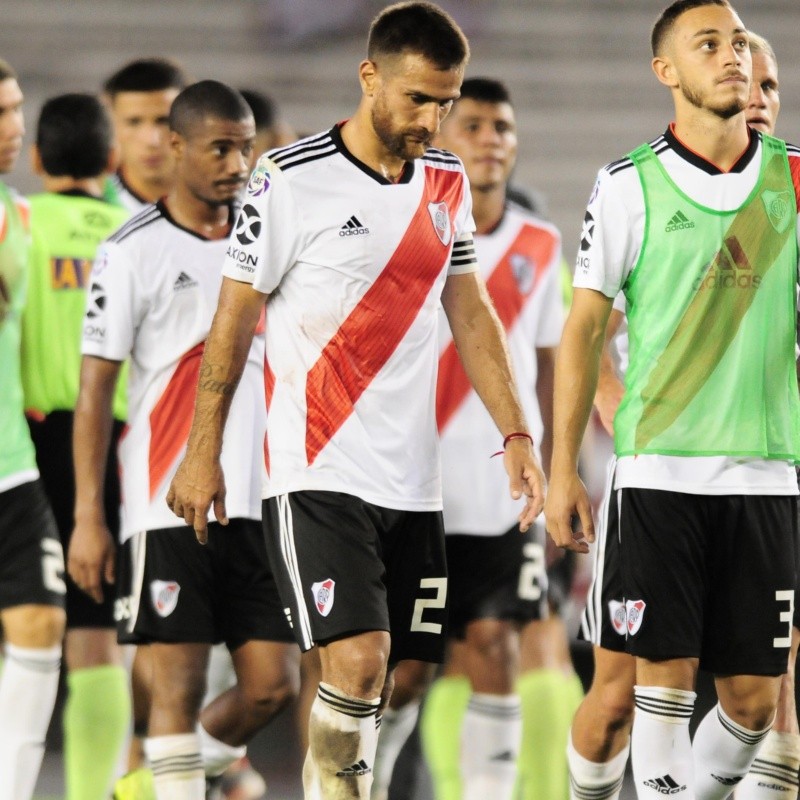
[
  {"left": 632, "top": 685, "right": 695, "bottom": 799},
  {"left": 371, "top": 700, "right": 420, "bottom": 799},
  {"left": 145, "top": 733, "right": 205, "bottom": 800},
  {"left": 567, "top": 732, "right": 629, "bottom": 800},
  {"left": 735, "top": 730, "right": 800, "bottom": 799},
  {"left": 460, "top": 692, "right": 522, "bottom": 800},
  {"left": 693, "top": 703, "right": 772, "bottom": 800},
  {"left": 197, "top": 721, "right": 246, "bottom": 777},
  {"left": 0, "top": 643, "right": 61, "bottom": 800},
  {"left": 308, "top": 681, "right": 381, "bottom": 799}
]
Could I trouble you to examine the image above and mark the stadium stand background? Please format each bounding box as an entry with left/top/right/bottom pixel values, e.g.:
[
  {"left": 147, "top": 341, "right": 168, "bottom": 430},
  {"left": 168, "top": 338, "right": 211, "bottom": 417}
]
[
  {"left": 3, "top": 0, "right": 798, "bottom": 253},
  {"left": 4, "top": 1, "right": 798, "bottom": 797}
]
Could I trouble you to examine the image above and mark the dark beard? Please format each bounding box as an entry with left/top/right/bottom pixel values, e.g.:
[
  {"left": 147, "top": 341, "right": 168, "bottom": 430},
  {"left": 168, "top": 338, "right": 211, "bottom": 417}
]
[
  {"left": 371, "top": 103, "right": 430, "bottom": 161},
  {"left": 682, "top": 83, "right": 744, "bottom": 120}
]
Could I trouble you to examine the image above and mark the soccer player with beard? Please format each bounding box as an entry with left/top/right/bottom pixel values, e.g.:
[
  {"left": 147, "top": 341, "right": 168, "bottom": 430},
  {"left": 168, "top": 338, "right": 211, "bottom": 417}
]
[
  {"left": 167, "top": 4, "right": 545, "bottom": 799},
  {"left": 546, "top": 2, "right": 800, "bottom": 798}
]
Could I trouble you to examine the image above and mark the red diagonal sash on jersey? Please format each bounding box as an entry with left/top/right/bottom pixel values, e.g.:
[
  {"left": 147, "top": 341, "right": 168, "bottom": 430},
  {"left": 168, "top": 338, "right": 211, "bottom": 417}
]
[
  {"left": 436, "top": 224, "right": 557, "bottom": 433},
  {"left": 264, "top": 354, "right": 275, "bottom": 475},
  {"left": 304, "top": 165, "right": 464, "bottom": 465},
  {"left": 148, "top": 341, "right": 204, "bottom": 498}
]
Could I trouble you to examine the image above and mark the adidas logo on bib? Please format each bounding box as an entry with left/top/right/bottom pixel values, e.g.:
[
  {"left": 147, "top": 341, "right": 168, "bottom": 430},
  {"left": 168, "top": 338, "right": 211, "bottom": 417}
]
[{"left": 665, "top": 210, "right": 695, "bottom": 232}]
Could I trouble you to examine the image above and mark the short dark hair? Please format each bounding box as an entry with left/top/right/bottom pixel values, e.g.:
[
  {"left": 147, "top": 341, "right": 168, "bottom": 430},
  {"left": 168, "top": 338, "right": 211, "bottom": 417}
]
[
  {"left": 0, "top": 58, "right": 17, "bottom": 82},
  {"left": 103, "top": 57, "right": 189, "bottom": 99},
  {"left": 239, "top": 89, "right": 277, "bottom": 132},
  {"left": 36, "top": 93, "right": 112, "bottom": 179},
  {"left": 367, "top": 2, "right": 469, "bottom": 70},
  {"left": 651, "top": 0, "right": 731, "bottom": 56},
  {"left": 458, "top": 77, "right": 512, "bottom": 106},
  {"left": 169, "top": 80, "right": 253, "bottom": 137}
]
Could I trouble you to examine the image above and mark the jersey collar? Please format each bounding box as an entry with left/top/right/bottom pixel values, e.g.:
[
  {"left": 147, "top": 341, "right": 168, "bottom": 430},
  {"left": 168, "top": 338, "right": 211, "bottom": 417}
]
[
  {"left": 330, "top": 123, "right": 416, "bottom": 186},
  {"left": 664, "top": 123, "right": 759, "bottom": 175}
]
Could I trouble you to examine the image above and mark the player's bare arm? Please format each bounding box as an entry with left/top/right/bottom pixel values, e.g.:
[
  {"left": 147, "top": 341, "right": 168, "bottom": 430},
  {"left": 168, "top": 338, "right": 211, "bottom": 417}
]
[
  {"left": 441, "top": 269, "right": 545, "bottom": 530},
  {"left": 69, "top": 355, "right": 122, "bottom": 603},
  {"left": 535, "top": 345, "right": 556, "bottom": 478},
  {"left": 545, "top": 287, "right": 613, "bottom": 553},
  {"left": 594, "top": 308, "right": 625, "bottom": 436},
  {"left": 166, "top": 276, "right": 266, "bottom": 543}
]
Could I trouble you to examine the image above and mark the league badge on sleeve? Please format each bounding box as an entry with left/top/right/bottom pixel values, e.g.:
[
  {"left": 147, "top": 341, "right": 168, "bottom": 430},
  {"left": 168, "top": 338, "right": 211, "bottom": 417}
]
[
  {"left": 311, "top": 578, "right": 336, "bottom": 617},
  {"left": 247, "top": 161, "right": 271, "bottom": 198},
  {"left": 428, "top": 201, "right": 451, "bottom": 245}
]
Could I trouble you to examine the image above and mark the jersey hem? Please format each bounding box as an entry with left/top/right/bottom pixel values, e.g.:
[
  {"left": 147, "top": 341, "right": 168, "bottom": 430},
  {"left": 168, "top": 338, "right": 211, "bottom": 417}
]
[
  {"left": 263, "top": 482, "right": 443, "bottom": 512},
  {"left": 0, "top": 470, "right": 40, "bottom": 495},
  {"left": 613, "top": 476, "right": 799, "bottom": 496}
]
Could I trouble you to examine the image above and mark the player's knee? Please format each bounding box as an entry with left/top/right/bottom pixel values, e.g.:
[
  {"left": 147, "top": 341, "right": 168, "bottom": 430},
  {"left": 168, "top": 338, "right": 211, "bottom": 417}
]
[
  {"left": 322, "top": 634, "right": 390, "bottom": 697},
  {"left": 466, "top": 622, "right": 515, "bottom": 671},
  {"left": 245, "top": 669, "right": 300, "bottom": 721},
  {"left": 719, "top": 675, "right": 781, "bottom": 732},
  {"left": 588, "top": 676, "right": 635, "bottom": 730},
  {"left": 3, "top": 603, "right": 65, "bottom": 648}
]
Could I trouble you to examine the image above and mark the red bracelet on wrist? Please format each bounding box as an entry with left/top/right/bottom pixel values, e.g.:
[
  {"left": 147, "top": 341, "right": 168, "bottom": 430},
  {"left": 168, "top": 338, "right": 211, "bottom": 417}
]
[
  {"left": 491, "top": 432, "right": 534, "bottom": 458},
  {"left": 503, "top": 432, "right": 533, "bottom": 448}
]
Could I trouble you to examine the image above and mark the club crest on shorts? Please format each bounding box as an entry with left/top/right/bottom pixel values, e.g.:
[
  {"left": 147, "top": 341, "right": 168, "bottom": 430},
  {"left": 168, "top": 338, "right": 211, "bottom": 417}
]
[
  {"left": 625, "top": 599, "right": 646, "bottom": 635},
  {"left": 608, "top": 599, "right": 627, "bottom": 636},
  {"left": 150, "top": 580, "right": 180, "bottom": 618},
  {"left": 311, "top": 578, "right": 335, "bottom": 617},
  {"left": 427, "top": 202, "right": 451, "bottom": 245}
]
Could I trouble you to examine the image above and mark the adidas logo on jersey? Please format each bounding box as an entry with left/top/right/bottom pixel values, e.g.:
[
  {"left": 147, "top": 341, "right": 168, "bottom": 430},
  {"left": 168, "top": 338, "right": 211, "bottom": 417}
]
[
  {"left": 173, "top": 271, "right": 198, "bottom": 291},
  {"left": 339, "top": 215, "right": 370, "bottom": 237},
  {"left": 336, "top": 760, "right": 371, "bottom": 777},
  {"left": 665, "top": 210, "right": 695, "bottom": 232},
  {"left": 643, "top": 774, "right": 687, "bottom": 795},
  {"left": 693, "top": 235, "right": 761, "bottom": 291}
]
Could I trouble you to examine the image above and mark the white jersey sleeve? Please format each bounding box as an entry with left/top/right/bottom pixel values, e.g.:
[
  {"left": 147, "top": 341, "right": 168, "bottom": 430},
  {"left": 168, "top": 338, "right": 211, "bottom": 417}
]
[
  {"left": 222, "top": 156, "right": 305, "bottom": 293},
  {"left": 81, "top": 240, "right": 146, "bottom": 361},
  {"left": 572, "top": 167, "right": 642, "bottom": 298}
]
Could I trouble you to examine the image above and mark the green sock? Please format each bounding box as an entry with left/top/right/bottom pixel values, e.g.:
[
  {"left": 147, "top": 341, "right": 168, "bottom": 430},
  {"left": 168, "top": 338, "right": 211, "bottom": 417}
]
[
  {"left": 419, "top": 676, "right": 471, "bottom": 800},
  {"left": 64, "top": 664, "right": 131, "bottom": 800},
  {"left": 515, "top": 669, "right": 584, "bottom": 800}
]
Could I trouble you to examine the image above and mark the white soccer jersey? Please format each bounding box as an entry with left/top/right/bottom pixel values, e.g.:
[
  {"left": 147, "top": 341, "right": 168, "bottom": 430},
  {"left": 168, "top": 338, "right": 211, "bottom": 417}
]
[
  {"left": 107, "top": 171, "right": 151, "bottom": 215},
  {"left": 437, "top": 202, "right": 563, "bottom": 535},
  {"left": 574, "top": 126, "right": 800, "bottom": 495},
  {"left": 222, "top": 125, "right": 477, "bottom": 511},
  {"left": 81, "top": 201, "right": 266, "bottom": 540}
]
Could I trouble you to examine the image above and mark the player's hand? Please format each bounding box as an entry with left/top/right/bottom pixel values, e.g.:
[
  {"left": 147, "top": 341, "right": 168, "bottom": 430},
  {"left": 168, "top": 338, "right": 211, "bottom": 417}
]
[
  {"left": 503, "top": 438, "right": 546, "bottom": 532},
  {"left": 68, "top": 518, "right": 116, "bottom": 604},
  {"left": 166, "top": 454, "right": 228, "bottom": 545},
  {"left": 594, "top": 374, "right": 624, "bottom": 437},
  {"left": 544, "top": 470, "right": 594, "bottom": 554}
]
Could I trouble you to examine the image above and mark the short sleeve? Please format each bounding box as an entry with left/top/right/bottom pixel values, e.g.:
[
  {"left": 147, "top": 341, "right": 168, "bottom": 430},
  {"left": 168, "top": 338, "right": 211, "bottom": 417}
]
[
  {"left": 222, "top": 157, "right": 304, "bottom": 295},
  {"left": 80, "top": 242, "right": 143, "bottom": 361},
  {"left": 572, "top": 168, "right": 640, "bottom": 298}
]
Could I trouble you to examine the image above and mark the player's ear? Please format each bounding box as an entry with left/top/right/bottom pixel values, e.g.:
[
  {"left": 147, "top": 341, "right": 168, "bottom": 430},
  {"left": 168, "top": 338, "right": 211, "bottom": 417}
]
[
  {"left": 359, "top": 59, "right": 379, "bottom": 97},
  {"left": 105, "top": 143, "right": 120, "bottom": 175},
  {"left": 170, "top": 130, "right": 184, "bottom": 159},
  {"left": 652, "top": 55, "right": 678, "bottom": 89}
]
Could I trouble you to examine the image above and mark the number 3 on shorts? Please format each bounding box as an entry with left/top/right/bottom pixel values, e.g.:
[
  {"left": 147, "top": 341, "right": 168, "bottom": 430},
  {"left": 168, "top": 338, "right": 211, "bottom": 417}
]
[{"left": 410, "top": 577, "right": 447, "bottom": 634}]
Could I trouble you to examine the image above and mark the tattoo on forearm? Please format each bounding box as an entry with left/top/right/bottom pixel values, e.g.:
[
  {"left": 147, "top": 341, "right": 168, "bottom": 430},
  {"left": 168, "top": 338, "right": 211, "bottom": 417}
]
[{"left": 198, "top": 362, "right": 235, "bottom": 396}]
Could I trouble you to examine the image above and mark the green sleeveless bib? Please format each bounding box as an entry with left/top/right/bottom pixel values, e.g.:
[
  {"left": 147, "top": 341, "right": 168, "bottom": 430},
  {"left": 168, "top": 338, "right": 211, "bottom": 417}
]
[
  {"left": 615, "top": 134, "right": 800, "bottom": 460},
  {"left": 0, "top": 183, "right": 37, "bottom": 481}
]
